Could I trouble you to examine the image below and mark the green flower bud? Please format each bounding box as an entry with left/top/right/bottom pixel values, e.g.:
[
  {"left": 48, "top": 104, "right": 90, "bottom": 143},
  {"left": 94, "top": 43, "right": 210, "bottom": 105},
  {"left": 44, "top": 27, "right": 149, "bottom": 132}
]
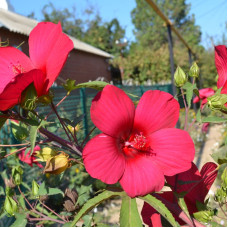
[
  {"left": 189, "top": 62, "right": 200, "bottom": 78},
  {"left": 32, "top": 180, "right": 40, "bottom": 197},
  {"left": 20, "top": 83, "right": 38, "bottom": 111},
  {"left": 193, "top": 210, "right": 213, "bottom": 223},
  {"left": 12, "top": 166, "right": 23, "bottom": 186},
  {"left": 4, "top": 196, "right": 18, "bottom": 216},
  {"left": 174, "top": 66, "right": 187, "bottom": 87},
  {"left": 207, "top": 93, "right": 227, "bottom": 112}
]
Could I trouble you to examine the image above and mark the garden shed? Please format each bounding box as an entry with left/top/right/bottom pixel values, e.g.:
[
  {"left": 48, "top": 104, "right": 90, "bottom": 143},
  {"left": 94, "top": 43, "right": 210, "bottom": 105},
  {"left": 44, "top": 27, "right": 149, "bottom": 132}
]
[{"left": 0, "top": 8, "right": 113, "bottom": 85}]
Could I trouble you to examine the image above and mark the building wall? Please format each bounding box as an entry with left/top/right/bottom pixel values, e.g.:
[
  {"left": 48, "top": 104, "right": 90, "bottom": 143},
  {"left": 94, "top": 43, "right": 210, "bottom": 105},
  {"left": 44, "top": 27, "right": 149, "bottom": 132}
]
[{"left": 0, "top": 28, "right": 112, "bottom": 84}]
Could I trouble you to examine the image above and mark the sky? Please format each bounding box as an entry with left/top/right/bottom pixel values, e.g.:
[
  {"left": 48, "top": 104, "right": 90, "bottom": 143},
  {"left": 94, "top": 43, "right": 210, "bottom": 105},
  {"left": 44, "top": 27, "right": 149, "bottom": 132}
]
[{"left": 6, "top": 0, "right": 227, "bottom": 49}]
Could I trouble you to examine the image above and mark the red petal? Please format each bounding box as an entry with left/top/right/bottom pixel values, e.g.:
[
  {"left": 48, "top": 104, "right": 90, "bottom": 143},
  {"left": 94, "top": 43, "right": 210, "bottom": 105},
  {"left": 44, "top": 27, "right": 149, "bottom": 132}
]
[
  {"left": 149, "top": 128, "right": 195, "bottom": 176},
  {"left": 29, "top": 22, "right": 74, "bottom": 90},
  {"left": 0, "top": 69, "right": 42, "bottom": 111},
  {"left": 134, "top": 90, "right": 179, "bottom": 135},
  {"left": 198, "top": 88, "right": 215, "bottom": 99},
  {"left": 215, "top": 45, "right": 227, "bottom": 91},
  {"left": 90, "top": 85, "right": 135, "bottom": 138},
  {"left": 83, "top": 133, "right": 125, "bottom": 184},
  {"left": 200, "top": 162, "right": 218, "bottom": 196},
  {"left": 0, "top": 47, "right": 33, "bottom": 94},
  {"left": 141, "top": 202, "right": 162, "bottom": 227},
  {"left": 119, "top": 156, "right": 164, "bottom": 197}
]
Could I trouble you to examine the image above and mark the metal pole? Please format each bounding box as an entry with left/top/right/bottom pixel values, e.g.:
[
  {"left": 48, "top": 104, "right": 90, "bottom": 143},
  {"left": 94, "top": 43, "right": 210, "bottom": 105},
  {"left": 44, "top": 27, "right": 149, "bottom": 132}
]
[
  {"left": 80, "top": 88, "right": 88, "bottom": 138},
  {"left": 167, "top": 24, "right": 176, "bottom": 96}
]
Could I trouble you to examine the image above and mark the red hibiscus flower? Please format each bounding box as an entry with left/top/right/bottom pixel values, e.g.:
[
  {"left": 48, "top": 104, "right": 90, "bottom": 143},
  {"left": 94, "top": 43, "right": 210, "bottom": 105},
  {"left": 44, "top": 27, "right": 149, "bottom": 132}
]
[
  {"left": 83, "top": 85, "right": 195, "bottom": 197},
  {"left": 193, "top": 88, "right": 215, "bottom": 109},
  {"left": 215, "top": 45, "right": 227, "bottom": 94},
  {"left": 141, "top": 162, "right": 218, "bottom": 226},
  {"left": 18, "top": 146, "right": 43, "bottom": 168},
  {"left": 0, "top": 22, "right": 74, "bottom": 111}
]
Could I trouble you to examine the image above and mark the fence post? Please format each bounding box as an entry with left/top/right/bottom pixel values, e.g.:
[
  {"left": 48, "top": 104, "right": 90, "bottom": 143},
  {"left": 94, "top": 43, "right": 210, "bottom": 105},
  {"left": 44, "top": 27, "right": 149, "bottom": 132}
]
[{"left": 80, "top": 88, "right": 89, "bottom": 139}]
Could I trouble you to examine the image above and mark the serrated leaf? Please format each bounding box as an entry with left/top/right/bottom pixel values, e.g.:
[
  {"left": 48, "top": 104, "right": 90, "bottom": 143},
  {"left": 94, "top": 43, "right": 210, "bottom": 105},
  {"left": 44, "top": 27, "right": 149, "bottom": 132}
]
[
  {"left": 119, "top": 196, "right": 142, "bottom": 227},
  {"left": 76, "top": 81, "right": 109, "bottom": 90},
  {"left": 38, "top": 182, "right": 64, "bottom": 196},
  {"left": 202, "top": 116, "right": 227, "bottom": 123},
  {"left": 10, "top": 213, "right": 27, "bottom": 227},
  {"left": 62, "top": 79, "right": 77, "bottom": 94},
  {"left": 70, "top": 190, "right": 125, "bottom": 226},
  {"left": 11, "top": 122, "right": 29, "bottom": 141},
  {"left": 140, "top": 194, "right": 179, "bottom": 227}
]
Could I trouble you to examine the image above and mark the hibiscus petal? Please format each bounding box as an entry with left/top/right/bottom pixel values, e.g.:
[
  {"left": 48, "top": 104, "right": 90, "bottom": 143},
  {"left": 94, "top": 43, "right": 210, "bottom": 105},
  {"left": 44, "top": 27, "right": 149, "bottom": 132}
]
[
  {"left": 134, "top": 90, "right": 179, "bottom": 135},
  {"left": 91, "top": 85, "right": 135, "bottom": 138},
  {"left": 119, "top": 156, "right": 164, "bottom": 197},
  {"left": 0, "top": 47, "right": 33, "bottom": 94},
  {"left": 29, "top": 22, "right": 74, "bottom": 90},
  {"left": 149, "top": 128, "right": 195, "bottom": 176},
  {"left": 215, "top": 45, "right": 227, "bottom": 91},
  {"left": 200, "top": 162, "right": 218, "bottom": 197},
  {"left": 83, "top": 133, "right": 126, "bottom": 184},
  {"left": 0, "top": 69, "right": 43, "bottom": 111}
]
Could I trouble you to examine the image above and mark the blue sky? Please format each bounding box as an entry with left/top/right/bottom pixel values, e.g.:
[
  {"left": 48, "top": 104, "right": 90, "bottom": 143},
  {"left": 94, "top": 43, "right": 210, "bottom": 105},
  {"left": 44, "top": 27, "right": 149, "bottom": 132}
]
[{"left": 8, "top": 0, "right": 227, "bottom": 49}]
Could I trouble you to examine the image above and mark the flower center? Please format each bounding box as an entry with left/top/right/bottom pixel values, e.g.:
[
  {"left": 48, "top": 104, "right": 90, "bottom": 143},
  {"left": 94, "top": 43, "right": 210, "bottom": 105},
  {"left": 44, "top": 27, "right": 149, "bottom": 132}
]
[
  {"left": 9, "top": 62, "right": 26, "bottom": 76},
  {"left": 122, "top": 132, "right": 155, "bottom": 158}
]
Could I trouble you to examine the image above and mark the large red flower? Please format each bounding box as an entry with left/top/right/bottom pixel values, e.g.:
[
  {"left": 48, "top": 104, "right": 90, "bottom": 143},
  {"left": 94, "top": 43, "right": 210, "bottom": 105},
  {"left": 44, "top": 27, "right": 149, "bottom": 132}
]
[
  {"left": 193, "top": 88, "right": 215, "bottom": 108},
  {"left": 215, "top": 45, "right": 227, "bottom": 94},
  {"left": 83, "top": 85, "right": 195, "bottom": 197},
  {"left": 141, "top": 162, "right": 218, "bottom": 226},
  {"left": 0, "top": 22, "right": 74, "bottom": 111},
  {"left": 18, "top": 146, "right": 43, "bottom": 168}
]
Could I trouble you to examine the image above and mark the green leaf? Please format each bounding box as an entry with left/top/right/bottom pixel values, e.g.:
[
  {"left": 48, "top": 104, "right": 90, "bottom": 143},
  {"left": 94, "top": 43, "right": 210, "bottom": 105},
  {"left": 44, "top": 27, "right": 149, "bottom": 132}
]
[
  {"left": 38, "top": 182, "right": 64, "bottom": 196},
  {"left": 11, "top": 121, "right": 29, "bottom": 141},
  {"left": 62, "top": 79, "right": 77, "bottom": 94},
  {"left": 119, "top": 196, "right": 142, "bottom": 227},
  {"left": 202, "top": 116, "right": 227, "bottom": 123},
  {"left": 76, "top": 81, "right": 109, "bottom": 90},
  {"left": 140, "top": 194, "right": 179, "bottom": 227},
  {"left": 10, "top": 213, "right": 27, "bottom": 227},
  {"left": 70, "top": 189, "right": 125, "bottom": 226},
  {"left": 182, "top": 82, "right": 197, "bottom": 108},
  {"left": 196, "top": 109, "right": 201, "bottom": 123},
  {"left": 29, "top": 125, "right": 38, "bottom": 155},
  {"left": 0, "top": 115, "right": 8, "bottom": 130},
  {"left": 211, "top": 145, "right": 227, "bottom": 165},
  {"left": 174, "top": 193, "right": 190, "bottom": 219}
]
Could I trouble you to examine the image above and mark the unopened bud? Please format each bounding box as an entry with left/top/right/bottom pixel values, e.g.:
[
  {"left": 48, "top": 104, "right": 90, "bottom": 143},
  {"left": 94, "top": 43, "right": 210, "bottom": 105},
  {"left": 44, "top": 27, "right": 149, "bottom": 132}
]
[
  {"left": 44, "top": 152, "right": 70, "bottom": 175},
  {"left": 189, "top": 62, "right": 200, "bottom": 78},
  {"left": 4, "top": 177, "right": 16, "bottom": 188},
  {"left": 4, "top": 196, "right": 18, "bottom": 216},
  {"left": 67, "top": 124, "right": 81, "bottom": 134},
  {"left": 32, "top": 180, "right": 40, "bottom": 197},
  {"left": 174, "top": 66, "right": 187, "bottom": 87},
  {"left": 207, "top": 93, "right": 227, "bottom": 112},
  {"left": 12, "top": 166, "right": 23, "bottom": 185},
  {"left": 20, "top": 83, "right": 37, "bottom": 110},
  {"left": 35, "top": 147, "right": 58, "bottom": 162}
]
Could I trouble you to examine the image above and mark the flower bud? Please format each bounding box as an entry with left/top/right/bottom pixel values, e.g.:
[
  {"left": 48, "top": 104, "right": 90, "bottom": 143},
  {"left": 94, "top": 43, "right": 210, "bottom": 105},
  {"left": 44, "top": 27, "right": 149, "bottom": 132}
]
[
  {"left": 20, "top": 83, "right": 38, "bottom": 110},
  {"left": 12, "top": 166, "right": 23, "bottom": 185},
  {"left": 174, "top": 66, "right": 187, "bottom": 87},
  {"left": 189, "top": 62, "right": 200, "bottom": 78},
  {"left": 35, "top": 147, "right": 58, "bottom": 162},
  {"left": 32, "top": 180, "right": 40, "bottom": 197},
  {"left": 207, "top": 93, "right": 227, "bottom": 112},
  {"left": 44, "top": 152, "right": 70, "bottom": 175},
  {"left": 67, "top": 124, "right": 82, "bottom": 134},
  {"left": 4, "top": 196, "right": 18, "bottom": 216}
]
